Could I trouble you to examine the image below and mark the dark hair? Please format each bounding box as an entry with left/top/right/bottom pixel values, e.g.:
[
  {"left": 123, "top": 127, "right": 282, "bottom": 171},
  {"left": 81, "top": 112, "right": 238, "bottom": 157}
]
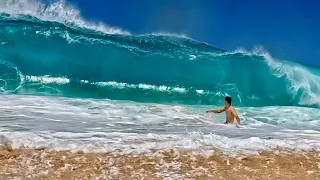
[{"left": 225, "top": 96, "right": 232, "bottom": 104}]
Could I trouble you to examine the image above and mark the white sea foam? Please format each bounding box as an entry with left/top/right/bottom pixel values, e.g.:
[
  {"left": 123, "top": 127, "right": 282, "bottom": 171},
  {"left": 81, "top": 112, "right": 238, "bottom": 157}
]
[
  {"left": 233, "top": 46, "right": 320, "bottom": 107},
  {"left": 24, "top": 76, "right": 189, "bottom": 93},
  {"left": 2, "top": 71, "right": 213, "bottom": 96},
  {"left": 189, "top": 55, "right": 196, "bottom": 60},
  {"left": 0, "top": 0, "right": 129, "bottom": 35},
  {"left": 83, "top": 80, "right": 189, "bottom": 94},
  {"left": 26, "top": 75, "right": 69, "bottom": 85},
  {"left": 0, "top": 95, "right": 319, "bottom": 155},
  {"left": 196, "top": 89, "right": 204, "bottom": 94},
  {"left": 147, "top": 32, "right": 190, "bottom": 39},
  {"left": 0, "top": 59, "right": 24, "bottom": 93}
]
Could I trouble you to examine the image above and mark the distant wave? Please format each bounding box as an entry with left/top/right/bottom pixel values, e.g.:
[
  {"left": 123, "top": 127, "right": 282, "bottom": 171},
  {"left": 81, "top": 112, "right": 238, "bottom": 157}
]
[{"left": 0, "top": 0, "right": 320, "bottom": 107}]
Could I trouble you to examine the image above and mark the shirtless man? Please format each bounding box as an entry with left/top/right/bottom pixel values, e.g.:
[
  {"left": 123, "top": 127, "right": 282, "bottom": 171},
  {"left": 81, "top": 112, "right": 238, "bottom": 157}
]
[{"left": 205, "top": 96, "right": 240, "bottom": 124}]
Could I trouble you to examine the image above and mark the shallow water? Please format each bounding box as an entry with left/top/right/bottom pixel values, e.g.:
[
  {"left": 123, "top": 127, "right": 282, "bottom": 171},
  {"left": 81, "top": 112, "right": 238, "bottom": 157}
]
[{"left": 0, "top": 95, "right": 319, "bottom": 155}]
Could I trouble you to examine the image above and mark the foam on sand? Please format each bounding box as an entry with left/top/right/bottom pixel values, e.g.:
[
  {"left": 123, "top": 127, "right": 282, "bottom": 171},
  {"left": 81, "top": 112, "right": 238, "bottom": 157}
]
[{"left": 0, "top": 145, "right": 319, "bottom": 180}]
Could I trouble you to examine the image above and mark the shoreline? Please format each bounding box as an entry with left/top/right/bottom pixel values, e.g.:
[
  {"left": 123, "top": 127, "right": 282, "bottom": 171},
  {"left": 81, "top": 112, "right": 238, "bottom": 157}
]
[{"left": 0, "top": 145, "right": 319, "bottom": 180}]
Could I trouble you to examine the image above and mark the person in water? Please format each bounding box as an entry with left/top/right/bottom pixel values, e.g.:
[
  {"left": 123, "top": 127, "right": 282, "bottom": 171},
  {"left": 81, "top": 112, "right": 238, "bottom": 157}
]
[{"left": 206, "top": 96, "right": 240, "bottom": 124}]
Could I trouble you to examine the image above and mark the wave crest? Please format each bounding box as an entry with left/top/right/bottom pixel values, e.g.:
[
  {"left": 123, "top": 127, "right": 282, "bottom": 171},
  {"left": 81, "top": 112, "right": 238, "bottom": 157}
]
[
  {"left": 234, "top": 46, "right": 320, "bottom": 107},
  {"left": 0, "top": 0, "right": 129, "bottom": 35}
]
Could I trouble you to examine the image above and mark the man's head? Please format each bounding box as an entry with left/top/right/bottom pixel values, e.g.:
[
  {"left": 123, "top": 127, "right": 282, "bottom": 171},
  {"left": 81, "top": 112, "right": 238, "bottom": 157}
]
[{"left": 224, "top": 96, "right": 232, "bottom": 106}]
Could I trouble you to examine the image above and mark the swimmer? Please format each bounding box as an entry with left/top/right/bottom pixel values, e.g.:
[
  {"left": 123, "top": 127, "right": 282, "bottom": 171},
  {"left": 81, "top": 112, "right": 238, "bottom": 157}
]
[{"left": 206, "top": 96, "right": 240, "bottom": 124}]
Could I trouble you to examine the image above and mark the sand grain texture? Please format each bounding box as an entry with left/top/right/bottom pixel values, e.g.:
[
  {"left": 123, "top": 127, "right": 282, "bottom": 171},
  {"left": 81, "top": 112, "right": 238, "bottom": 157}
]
[{"left": 0, "top": 145, "right": 319, "bottom": 180}]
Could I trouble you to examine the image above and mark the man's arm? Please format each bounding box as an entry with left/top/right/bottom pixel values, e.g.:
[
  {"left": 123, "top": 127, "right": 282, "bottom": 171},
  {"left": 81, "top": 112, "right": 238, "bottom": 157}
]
[
  {"left": 230, "top": 108, "right": 240, "bottom": 124},
  {"left": 206, "top": 106, "right": 226, "bottom": 114}
]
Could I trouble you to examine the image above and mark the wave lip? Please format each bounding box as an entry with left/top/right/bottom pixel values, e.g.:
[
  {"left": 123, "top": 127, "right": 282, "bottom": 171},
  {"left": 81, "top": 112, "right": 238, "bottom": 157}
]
[
  {"left": 235, "top": 46, "right": 320, "bottom": 107},
  {"left": 0, "top": 0, "right": 129, "bottom": 35}
]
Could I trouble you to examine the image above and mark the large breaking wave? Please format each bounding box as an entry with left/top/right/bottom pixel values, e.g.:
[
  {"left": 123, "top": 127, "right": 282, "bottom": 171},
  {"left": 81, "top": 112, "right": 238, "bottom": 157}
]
[{"left": 0, "top": 0, "right": 320, "bottom": 107}]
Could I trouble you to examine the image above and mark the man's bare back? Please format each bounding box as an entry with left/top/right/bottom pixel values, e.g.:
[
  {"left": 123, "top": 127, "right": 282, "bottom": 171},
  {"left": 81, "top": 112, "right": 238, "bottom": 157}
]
[{"left": 205, "top": 96, "right": 240, "bottom": 124}]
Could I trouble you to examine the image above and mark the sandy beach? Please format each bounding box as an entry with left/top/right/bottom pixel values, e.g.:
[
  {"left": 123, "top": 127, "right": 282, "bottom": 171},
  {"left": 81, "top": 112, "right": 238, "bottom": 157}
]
[{"left": 0, "top": 145, "right": 319, "bottom": 180}]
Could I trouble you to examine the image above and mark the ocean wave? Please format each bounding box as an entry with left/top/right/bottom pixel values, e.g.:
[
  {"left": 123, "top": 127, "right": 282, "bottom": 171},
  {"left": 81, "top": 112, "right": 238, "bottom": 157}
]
[
  {"left": 0, "top": 1, "right": 319, "bottom": 107},
  {"left": 234, "top": 46, "right": 320, "bottom": 107},
  {"left": 1, "top": 3, "right": 320, "bottom": 178},
  {"left": 0, "top": 0, "right": 129, "bottom": 35}
]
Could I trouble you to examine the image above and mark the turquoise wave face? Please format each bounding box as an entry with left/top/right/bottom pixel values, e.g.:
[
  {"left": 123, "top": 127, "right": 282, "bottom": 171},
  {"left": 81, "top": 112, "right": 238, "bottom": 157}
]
[{"left": 0, "top": 13, "right": 320, "bottom": 107}]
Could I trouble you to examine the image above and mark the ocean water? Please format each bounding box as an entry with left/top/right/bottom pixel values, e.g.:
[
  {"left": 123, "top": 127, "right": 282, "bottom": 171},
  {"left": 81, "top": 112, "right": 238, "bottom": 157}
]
[{"left": 0, "top": 0, "right": 320, "bottom": 155}]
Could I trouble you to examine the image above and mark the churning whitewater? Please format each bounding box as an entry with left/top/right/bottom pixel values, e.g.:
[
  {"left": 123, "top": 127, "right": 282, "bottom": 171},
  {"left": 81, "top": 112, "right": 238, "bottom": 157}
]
[{"left": 0, "top": 0, "right": 320, "bottom": 155}]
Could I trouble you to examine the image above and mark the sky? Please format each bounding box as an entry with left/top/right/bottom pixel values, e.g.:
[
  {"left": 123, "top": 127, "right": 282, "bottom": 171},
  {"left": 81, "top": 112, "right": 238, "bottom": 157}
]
[{"left": 64, "top": 0, "right": 320, "bottom": 65}]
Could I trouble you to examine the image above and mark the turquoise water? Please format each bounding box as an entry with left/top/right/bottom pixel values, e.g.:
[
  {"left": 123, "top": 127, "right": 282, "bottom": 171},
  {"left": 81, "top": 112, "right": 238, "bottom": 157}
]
[
  {"left": 0, "top": 0, "right": 319, "bottom": 154},
  {"left": 1, "top": 10, "right": 320, "bottom": 107}
]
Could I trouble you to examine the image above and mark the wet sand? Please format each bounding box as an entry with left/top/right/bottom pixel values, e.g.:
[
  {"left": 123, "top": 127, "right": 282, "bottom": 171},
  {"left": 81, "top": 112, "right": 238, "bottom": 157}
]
[{"left": 0, "top": 145, "right": 319, "bottom": 180}]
